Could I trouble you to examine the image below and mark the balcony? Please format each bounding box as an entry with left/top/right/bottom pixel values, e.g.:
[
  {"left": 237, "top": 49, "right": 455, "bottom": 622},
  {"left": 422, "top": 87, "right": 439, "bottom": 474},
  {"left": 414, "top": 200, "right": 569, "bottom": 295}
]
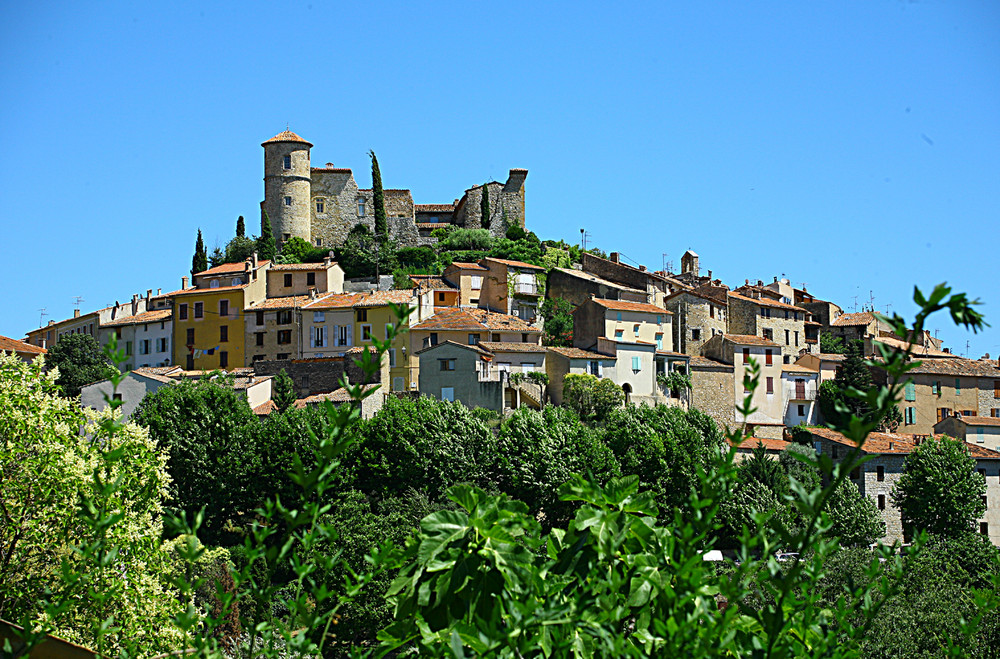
[
  {"left": 514, "top": 282, "right": 540, "bottom": 295},
  {"left": 785, "top": 387, "right": 817, "bottom": 401}
]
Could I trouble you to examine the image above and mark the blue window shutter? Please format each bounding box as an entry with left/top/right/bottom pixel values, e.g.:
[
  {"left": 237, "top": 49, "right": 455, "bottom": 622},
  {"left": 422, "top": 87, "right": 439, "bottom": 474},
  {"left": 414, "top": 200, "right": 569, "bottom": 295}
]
[
  {"left": 905, "top": 382, "right": 915, "bottom": 402},
  {"left": 632, "top": 356, "right": 640, "bottom": 370}
]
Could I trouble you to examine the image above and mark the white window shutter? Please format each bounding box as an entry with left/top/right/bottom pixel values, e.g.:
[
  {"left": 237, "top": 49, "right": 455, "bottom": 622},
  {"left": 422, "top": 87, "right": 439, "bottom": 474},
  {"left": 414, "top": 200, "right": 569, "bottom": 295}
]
[
  {"left": 598, "top": 362, "right": 603, "bottom": 377},
  {"left": 346, "top": 324, "right": 353, "bottom": 346}
]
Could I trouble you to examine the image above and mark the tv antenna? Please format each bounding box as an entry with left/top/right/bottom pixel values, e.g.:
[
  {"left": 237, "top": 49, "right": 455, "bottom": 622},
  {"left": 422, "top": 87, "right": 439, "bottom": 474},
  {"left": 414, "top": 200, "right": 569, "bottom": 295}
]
[
  {"left": 851, "top": 295, "right": 859, "bottom": 312},
  {"left": 73, "top": 296, "right": 85, "bottom": 310},
  {"left": 869, "top": 290, "right": 876, "bottom": 311},
  {"left": 38, "top": 308, "right": 47, "bottom": 327},
  {"left": 580, "top": 228, "right": 591, "bottom": 252}
]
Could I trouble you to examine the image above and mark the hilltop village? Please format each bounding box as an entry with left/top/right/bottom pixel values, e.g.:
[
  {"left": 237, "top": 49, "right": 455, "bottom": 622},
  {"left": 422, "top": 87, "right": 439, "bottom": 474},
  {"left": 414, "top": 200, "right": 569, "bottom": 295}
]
[{"left": 9, "top": 129, "right": 1000, "bottom": 550}]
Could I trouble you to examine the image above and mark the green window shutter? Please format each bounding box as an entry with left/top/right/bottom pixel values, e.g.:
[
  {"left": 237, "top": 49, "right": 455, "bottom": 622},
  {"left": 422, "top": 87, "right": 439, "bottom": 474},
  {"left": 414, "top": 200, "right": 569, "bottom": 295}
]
[
  {"left": 956, "top": 378, "right": 961, "bottom": 394},
  {"left": 904, "top": 382, "right": 915, "bottom": 402}
]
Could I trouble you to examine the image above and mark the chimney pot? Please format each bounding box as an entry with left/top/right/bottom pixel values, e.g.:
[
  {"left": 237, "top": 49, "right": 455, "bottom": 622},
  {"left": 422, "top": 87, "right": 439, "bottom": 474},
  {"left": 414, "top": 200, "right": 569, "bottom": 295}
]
[
  {"left": 74, "top": 309, "right": 81, "bottom": 318},
  {"left": 157, "top": 288, "right": 162, "bottom": 295}
]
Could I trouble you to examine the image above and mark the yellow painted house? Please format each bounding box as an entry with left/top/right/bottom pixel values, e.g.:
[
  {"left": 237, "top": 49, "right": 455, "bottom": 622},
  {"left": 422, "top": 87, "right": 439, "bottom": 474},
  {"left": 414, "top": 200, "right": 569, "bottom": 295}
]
[
  {"left": 351, "top": 289, "right": 434, "bottom": 392},
  {"left": 172, "top": 259, "right": 269, "bottom": 370}
]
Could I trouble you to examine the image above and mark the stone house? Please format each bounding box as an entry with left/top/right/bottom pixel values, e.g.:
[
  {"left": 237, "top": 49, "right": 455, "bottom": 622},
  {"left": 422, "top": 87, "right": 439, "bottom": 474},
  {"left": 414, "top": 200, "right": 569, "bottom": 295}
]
[
  {"left": 781, "top": 362, "right": 820, "bottom": 426},
  {"left": 701, "top": 333, "right": 786, "bottom": 439},
  {"left": 479, "top": 257, "right": 545, "bottom": 324},
  {"left": 265, "top": 259, "right": 344, "bottom": 298},
  {"left": 935, "top": 415, "right": 1000, "bottom": 453},
  {"left": 98, "top": 308, "right": 173, "bottom": 371},
  {"left": 809, "top": 427, "right": 1000, "bottom": 546},
  {"left": 260, "top": 129, "right": 526, "bottom": 249},
  {"left": 689, "top": 355, "right": 735, "bottom": 432},
  {"left": 299, "top": 293, "right": 364, "bottom": 359},
  {"left": 0, "top": 334, "right": 46, "bottom": 363},
  {"left": 546, "top": 267, "right": 650, "bottom": 308},
  {"left": 244, "top": 294, "right": 314, "bottom": 364},
  {"left": 664, "top": 287, "right": 727, "bottom": 356},
  {"left": 545, "top": 346, "right": 618, "bottom": 406},
  {"left": 873, "top": 357, "right": 1000, "bottom": 435},
  {"left": 172, "top": 258, "right": 269, "bottom": 371},
  {"left": 253, "top": 351, "right": 387, "bottom": 398},
  {"left": 828, "top": 311, "right": 887, "bottom": 345},
  {"left": 764, "top": 277, "right": 825, "bottom": 347},
  {"left": 728, "top": 286, "right": 812, "bottom": 363},
  {"left": 441, "top": 261, "right": 489, "bottom": 307},
  {"left": 572, "top": 298, "right": 673, "bottom": 353},
  {"left": 580, "top": 252, "right": 685, "bottom": 309}
]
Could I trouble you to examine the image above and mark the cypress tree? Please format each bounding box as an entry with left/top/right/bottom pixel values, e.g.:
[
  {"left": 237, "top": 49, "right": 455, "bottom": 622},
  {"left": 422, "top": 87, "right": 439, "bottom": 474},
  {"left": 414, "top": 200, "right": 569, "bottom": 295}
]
[
  {"left": 236, "top": 215, "right": 245, "bottom": 238},
  {"left": 480, "top": 184, "right": 491, "bottom": 230},
  {"left": 273, "top": 369, "right": 296, "bottom": 413},
  {"left": 256, "top": 211, "right": 277, "bottom": 261},
  {"left": 192, "top": 229, "right": 208, "bottom": 275},
  {"left": 370, "top": 150, "right": 387, "bottom": 242}
]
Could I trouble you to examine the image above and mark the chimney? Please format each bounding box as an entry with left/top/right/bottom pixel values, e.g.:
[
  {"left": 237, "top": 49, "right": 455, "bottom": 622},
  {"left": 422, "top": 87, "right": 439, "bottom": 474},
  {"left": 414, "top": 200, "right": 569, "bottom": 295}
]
[
  {"left": 639, "top": 265, "right": 646, "bottom": 272},
  {"left": 146, "top": 289, "right": 153, "bottom": 300},
  {"left": 74, "top": 309, "right": 81, "bottom": 318},
  {"left": 888, "top": 442, "right": 894, "bottom": 451},
  {"left": 131, "top": 294, "right": 139, "bottom": 315},
  {"left": 182, "top": 276, "right": 189, "bottom": 290},
  {"left": 610, "top": 252, "right": 620, "bottom": 263},
  {"left": 745, "top": 279, "right": 749, "bottom": 285},
  {"left": 157, "top": 288, "right": 162, "bottom": 296},
  {"left": 774, "top": 276, "right": 778, "bottom": 283},
  {"left": 707, "top": 270, "right": 712, "bottom": 279}
]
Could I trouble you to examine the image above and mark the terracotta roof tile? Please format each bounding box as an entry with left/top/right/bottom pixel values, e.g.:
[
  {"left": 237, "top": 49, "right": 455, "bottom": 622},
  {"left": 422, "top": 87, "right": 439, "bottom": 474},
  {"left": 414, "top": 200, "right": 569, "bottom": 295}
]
[
  {"left": 302, "top": 293, "right": 364, "bottom": 310},
  {"left": 900, "top": 358, "right": 1000, "bottom": 378},
  {"left": 729, "top": 292, "right": 808, "bottom": 313},
  {"left": 415, "top": 204, "right": 455, "bottom": 212},
  {"left": 353, "top": 290, "right": 416, "bottom": 308},
  {"left": 101, "top": 309, "right": 172, "bottom": 327},
  {"left": 728, "top": 437, "right": 790, "bottom": 451},
  {"left": 724, "top": 334, "right": 781, "bottom": 347},
  {"left": 874, "top": 336, "right": 954, "bottom": 358},
  {"left": 689, "top": 355, "right": 733, "bottom": 370},
  {"left": 832, "top": 311, "right": 876, "bottom": 327},
  {"left": 172, "top": 284, "right": 248, "bottom": 296},
  {"left": 447, "top": 261, "right": 489, "bottom": 271},
  {"left": 953, "top": 416, "right": 1000, "bottom": 428},
  {"left": 253, "top": 400, "right": 278, "bottom": 415},
  {"left": 415, "top": 339, "right": 492, "bottom": 357},
  {"left": 412, "top": 307, "right": 538, "bottom": 332},
  {"left": 804, "top": 427, "right": 995, "bottom": 456},
  {"left": 262, "top": 130, "right": 312, "bottom": 146},
  {"left": 546, "top": 346, "right": 615, "bottom": 360},
  {"left": 294, "top": 384, "right": 380, "bottom": 407},
  {"left": 591, "top": 299, "right": 671, "bottom": 315},
  {"left": 814, "top": 353, "right": 847, "bottom": 362},
  {"left": 783, "top": 363, "right": 818, "bottom": 374},
  {"left": 410, "top": 276, "right": 457, "bottom": 292},
  {"left": 484, "top": 257, "right": 545, "bottom": 271},
  {"left": 0, "top": 335, "right": 46, "bottom": 355},
  {"left": 478, "top": 341, "right": 547, "bottom": 353},
  {"left": 245, "top": 294, "right": 314, "bottom": 311},
  {"left": 551, "top": 268, "right": 647, "bottom": 295},
  {"left": 194, "top": 262, "right": 249, "bottom": 276},
  {"left": 269, "top": 262, "right": 334, "bottom": 271}
]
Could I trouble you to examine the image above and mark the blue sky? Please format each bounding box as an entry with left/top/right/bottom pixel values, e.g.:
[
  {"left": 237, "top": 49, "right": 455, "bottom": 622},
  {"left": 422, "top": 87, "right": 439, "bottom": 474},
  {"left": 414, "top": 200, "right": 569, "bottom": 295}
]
[{"left": 2, "top": 1, "right": 998, "bottom": 356}]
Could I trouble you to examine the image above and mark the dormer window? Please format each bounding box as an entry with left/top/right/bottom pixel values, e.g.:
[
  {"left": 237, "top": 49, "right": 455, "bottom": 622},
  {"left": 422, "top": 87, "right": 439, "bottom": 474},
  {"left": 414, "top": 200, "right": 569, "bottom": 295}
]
[{"left": 283, "top": 155, "right": 292, "bottom": 169}]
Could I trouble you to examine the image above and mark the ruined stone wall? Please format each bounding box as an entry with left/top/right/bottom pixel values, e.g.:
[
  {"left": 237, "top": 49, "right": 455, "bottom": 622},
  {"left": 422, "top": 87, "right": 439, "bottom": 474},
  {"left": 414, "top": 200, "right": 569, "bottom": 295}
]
[
  {"left": 453, "top": 183, "right": 523, "bottom": 235},
  {"left": 690, "top": 364, "right": 735, "bottom": 432},
  {"left": 667, "top": 294, "right": 727, "bottom": 356}
]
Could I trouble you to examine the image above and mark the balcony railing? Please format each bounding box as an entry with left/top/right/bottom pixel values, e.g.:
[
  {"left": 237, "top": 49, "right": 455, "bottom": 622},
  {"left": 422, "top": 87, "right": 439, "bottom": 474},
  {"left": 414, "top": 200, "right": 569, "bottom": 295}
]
[
  {"left": 785, "top": 388, "right": 817, "bottom": 400},
  {"left": 514, "top": 282, "right": 539, "bottom": 295}
]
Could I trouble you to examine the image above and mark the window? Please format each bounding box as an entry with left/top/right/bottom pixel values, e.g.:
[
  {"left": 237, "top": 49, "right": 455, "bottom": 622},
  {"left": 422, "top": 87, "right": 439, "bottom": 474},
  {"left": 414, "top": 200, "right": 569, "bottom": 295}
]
[
  {"left": 794, "top": 331, "right": 799, "bottom": 347},
  {"left": 522, "top": 333, "right": 529, "bottom": 342},
  {"left": 441, "top": 387, "right": 455, "bottom": 402},
  {"left": 993, "top": 409, "right": 1000, "bottom": 418},
  {"left": 985, "top": 496, "right": 989, "bottom": 509},
  {"left": 995, "top": 381, "right": 1000, "bottom": 399},
  {"left": 315, "top": 238, "right": 323, "bottom": 247},
  {"left": 832, "top": 445, "right": 840, "bottom": 459},
  {"left": 438, "top": 293, "right": 446, "bottom": 303},
  {"left": 797, "top": 404, "right": 805, "bottom": 416},
  {"left": 219, "top": 351, "right": 228, "bottom": 368},
  {"left": 932, "top": 381, "right": 941, "bottom": 395},
  {"left": 210, "top": 279, "right": 220, "bottom": 288},
  {"left": 186, "top": 354, "right": 194, "bottom": 370},
  {"left": 125, "top": 341, "right": 132, "bottom": 356},
  {"left": 632, "top": 356, "right": 641, "bottom": 371},
  {"left": 937, "top": 407, "right": 950, "bottom": 423},
  {"left": 186, "top": 328, "right": 195, "bottom": 345},
  {"left": 616, "top": 312, "right": 622, "bottom": 321},
  {"left": 656, "top": 333, "right": 664, "bottom": 349},
  {"left": 277, "top": 330, "right": 292, "bottom": 344},
  {"left": 220, "top": 325, "right": 228, "bottom": 342},
  {"left": 219, "top": 300, "right": 229, "bottom": 317},
  {"left": 361, "top": 325, "right": 372, "bottom": 341},
  {"left": 470, "top": 276, "right": 483, "bottom": 290},
  {"left": 440, "top": 359, "right": 456, "bottom": 371},
  {"left": 339, "top": 325, "right": 351, "bottom": 346},
  {"left": 615, "top": 329, "right": 624, "bottom": 339},
  {"left": 981, "top": 522, "right": 989, "bottom": 536},
  {"left": 284, "top": 274, "right": 293, "bottom": 287},
  {"left": 358, "top": 199, "right": 366, "bottom": 216},
  {"left": 309, "top": 311, "right": 324, "bottom": 324},
  {"left": 904, "top": 381, "right": 916, "bottom": 401},
  {"left": 357, "top": 309, "right": 368, "bottom": 322},
  {"left": 315, "top": 198, "right": 325, "bottom": 213},
  {"left": 194, "top": 302, "right": 203, "bottom": 319},
  {"left": 252, "top": 354, "right": 264, "bottom": 362},
  {"left": 307, "top": 272, "right": 316, "bottom": 286},
  {"left": 468, "top": 333, "right": 480, "bottom": 345},
  {"left": 284, "top": 196, "right": 292, "bottom": 206},
  {"left": 905, "top": 407, "right": 916, "bottom": 425},
  {"left": 955, "top": 378, "right": 961, "bottom": 395},
  {"left": 877, "top": 466, "right": 884, "bottom": 482},
  {"left": 256, "top": 332, "right": 264, "bottom": 346},
  {"left": 429, "top": 332, "right": 438, "bottom": 346},
  {"left": 588, "top": 361, "right": 601, "bottom": 376},
  {"left": 762, "top": 328, "right": 773, "bottom": 341},
  {"left": 115, "top": 327, "right": 123, "bottom": 339},
  {"left": 691, "top": 328, "right": 701, "bottom": 341},
  {"left": 277, "top": 310, "right": 292, "bottom": 325},
  {"left": 388, "top": 349, "right": 397, "bottom": 367},
  {"left": 313, "top": 326, "right": 327, "bottom": 348},
  {"left": 761, "top": 307, "right": 771, "bottom": 318},
  {"left": 765, "top": 349, "right": 773, "bottom": 365},
  {"left": 113, "top": 393, "right": 122, "bottom": 402},
  {"left": 785, "top": 329, "right": 790, "bottom": 345},
  {"left": 850, "top": 467, "right": 860, "bottom": 480},
  {"left": 283, "top": 233, "right": 290, "bottom": 242},
  {"left": 179, "top": 303, "right": 188, "bottom": 320},
  {"left": 633, "top": 323, "right": 640, "bottom": 337},
  {"left": 978, "top": 428, "right": 985, "bottom": 444},
  {"left": 878, "top": 495, "right": 886, "bottom": 511},
  {"left": 276, "top": 353, "right": 290, "bottom": 360},
  {"left": 742, "top": 348, "right": 750, "bottom": 364},
  {"left": 784, "top": 310, "right": 789, "bottom": 320},
  {"left": 156, "top": 337, "right": 168, "bottom": 353},
  {"left": 283, "top": 154, "right": 292, "bottom": 169},
  {"left": 766, "top": 377, "right": 774, "bottom": 394},
  {"left": 256, "top": 310, "right": 264, "bottom": 326}
]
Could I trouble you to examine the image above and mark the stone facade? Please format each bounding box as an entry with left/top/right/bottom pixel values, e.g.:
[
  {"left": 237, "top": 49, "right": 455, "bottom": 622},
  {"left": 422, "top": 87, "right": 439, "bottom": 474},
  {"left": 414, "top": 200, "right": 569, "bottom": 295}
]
[
  {"left": 689, "top": 355, "right": 736, "bottom": 432},
  {"left": 253, "top": 355, "right": 381, "bottom": 398},
  {"left": 728, "top": 292, "right": 810, "bottom": 362},
  {"left": 546, "top": 267, "right": 649, "bottom": 308},
  {"left": 665, "top": 290, "right": 727, "bottom": 356},
  {"left": 261, "top": 130, "right": 526, "bottom": 250}
]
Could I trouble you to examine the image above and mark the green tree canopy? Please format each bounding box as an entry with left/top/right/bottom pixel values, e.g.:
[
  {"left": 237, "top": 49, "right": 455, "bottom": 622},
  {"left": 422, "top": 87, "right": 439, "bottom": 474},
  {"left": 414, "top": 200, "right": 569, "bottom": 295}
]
[
  {"left": 540, "top": 297, "right": 574, "bottom": 346},
  {"left": 562, "top": 373, "right": 623, "bottom": 423},
  {"left": 272, "top": 368, "right": 296, "bottom": 413},
  {"left": 46, "top": 333, "right": 117, "bottom": 397},
  {"left": 222, "top": 235, "right": 256, "bottom": 264},
  {"left": 892, "top": 436, "right": 986, "bottom": 537},
  {"left": 192, "top": 228, "right": 207, "bottom": 275},
  {"left": 256, "top": 210, "right": 277, "bottom": 261},
  {"left": 236, "top": 215, "right": 245, "bottom": 238}
]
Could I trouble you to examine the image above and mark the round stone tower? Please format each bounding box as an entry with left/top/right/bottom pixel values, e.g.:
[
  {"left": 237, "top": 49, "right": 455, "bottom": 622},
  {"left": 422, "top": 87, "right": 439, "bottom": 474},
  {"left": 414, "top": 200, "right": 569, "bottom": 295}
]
[{"left": 262, "top": 129, "right": 313, "bottom": 247}]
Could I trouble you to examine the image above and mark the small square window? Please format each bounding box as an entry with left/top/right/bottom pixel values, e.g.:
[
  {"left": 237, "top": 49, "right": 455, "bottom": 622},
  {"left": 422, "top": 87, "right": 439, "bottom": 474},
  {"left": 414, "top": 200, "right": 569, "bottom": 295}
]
[
  {"left": 877, "top": 466, "right": 884, "bottom": 482},
  {"left": 284, "top": 273, "right": 292, "bottom": 287},
  {"left": 691, "top": 328, "right": 701, "bottom": 341},
  {"left": 307, "top": 272, "right": 316, "bottom": 286},
  {"left": 440, "top": 359, "right": 456, "bottom": 371},
  {"left": 284, "top": 196, "right": 292, "bottom": 206},
  {"left": 878, "top": 495, "right": 886, "bottom": 510},
  {"left": 283, "top": 154, "right": 292, "bottom": 169},
  {"left": 219, "top": 351, "right": 228, "bottom": 368},
  {"left": 315, "top": 237, "right": 323, "bottom": 247}
]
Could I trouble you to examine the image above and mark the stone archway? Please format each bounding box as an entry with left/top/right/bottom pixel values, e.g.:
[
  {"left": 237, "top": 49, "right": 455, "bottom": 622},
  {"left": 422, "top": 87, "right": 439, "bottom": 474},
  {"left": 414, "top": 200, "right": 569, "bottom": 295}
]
[{"left": 622, "top": 382, "right": 632, "bottom": 405}]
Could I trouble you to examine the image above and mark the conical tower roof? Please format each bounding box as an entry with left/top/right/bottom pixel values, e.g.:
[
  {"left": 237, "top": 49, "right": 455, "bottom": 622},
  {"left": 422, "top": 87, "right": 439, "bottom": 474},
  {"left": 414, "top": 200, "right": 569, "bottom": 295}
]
[{"left": 262, "top": 130, "right": 313, "bottom": 147}]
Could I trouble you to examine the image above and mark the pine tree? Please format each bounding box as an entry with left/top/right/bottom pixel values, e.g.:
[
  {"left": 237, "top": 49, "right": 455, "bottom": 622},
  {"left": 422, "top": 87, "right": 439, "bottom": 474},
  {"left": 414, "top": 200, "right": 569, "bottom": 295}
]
[
  {"left": 480, "top": 184, "right": 491, "bottom": 230},
  {"left": 370, "top": 150, "right": 387, "bottom": 243},
  {"left": 272, "top": 369, "right": 296, "bottom": 413},
  {"left": 256, "top": 210, "right": 277, "bottom": 261},
  {"left": 236, "top": 215, "right": 245, "bottom": 238},
  {"left": 192, "top": 229, "right": 208, "bottom": 275}
]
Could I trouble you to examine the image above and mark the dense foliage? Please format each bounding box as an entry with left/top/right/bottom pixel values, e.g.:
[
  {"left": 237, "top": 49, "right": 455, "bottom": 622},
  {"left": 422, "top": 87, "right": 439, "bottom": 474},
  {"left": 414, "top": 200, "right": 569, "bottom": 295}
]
[
  {"left": 45, "top": 333, "right": 117, "bottom": 397},
  {"left": 540, "top": 296, "right": 573, "bottom": 346}
]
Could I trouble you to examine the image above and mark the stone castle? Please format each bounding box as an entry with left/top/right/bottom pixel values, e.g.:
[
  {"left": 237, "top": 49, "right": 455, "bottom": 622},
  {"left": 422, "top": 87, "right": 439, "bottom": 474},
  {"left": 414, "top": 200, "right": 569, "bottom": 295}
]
[{"left": 260, "top": 130, "right": 528, "bottom": 249}]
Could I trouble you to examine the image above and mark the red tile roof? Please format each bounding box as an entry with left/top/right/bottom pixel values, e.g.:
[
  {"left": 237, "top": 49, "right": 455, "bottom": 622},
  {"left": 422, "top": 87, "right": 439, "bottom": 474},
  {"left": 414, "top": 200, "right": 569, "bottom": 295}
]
[
  {"left": 100, "top": 309, "right": 172, "bottom": 327},
  {"left": 729, "top": 292, "right": 808, "bottom": 313},
  {"left": 294, "top": 384, "right": 380, "bottom": 407},
  {"left": 724, "top": 334, "right": 781, "bottom": 347},
  {"left": 806, "top": 427, "right": 997, "bottom": 457},
  {"left": 478, "top": 341, "right": 547, "bottom": 353},
  {"left": 245, "top": 294, "right": 314, "bottom": 311},
  {"left": 302, "top": 293, "right": 364, "bottom": 310},
  {"left": 832, "top": 311, "right": 877, "bottom": 327},
  {"left": 410, "top": 275, "right": 457, "bottom": 292},
  {"left": 955, "top": 416, "right": 1000, "bottom": 428},
  {"left": 0, "top": 334, "right": 46, "bottom": 355},
  {"left": 591, "top": 299, "right": 671, "bottom": 315},
  {"left": 728, "top": 437, "right": 790, "bottom": 451},
  {"left": 412, "top": 307, "right": 538, "bottom": 332},
  {"left": 447, "top": 262, "right": 488, "bottom": 271},
  {"left": 485, "top": 257, "right": 545, "bottom": 271},
  {"left": 900, "top": 358, "right": 1000, "bottom": 378},
  {"left": 688, "top": 355, "right": 733, "bottom": 370},
  {"left": 415, "top": 339, "right": 492, "bottom": 357},
  {"left": 415, "top": 204, "right": 455, "bottom": 212},
  {"left": 262, "top": 130, "right": 312, "bottom": 146},
  {"left": 546, "top": 346, "right": 614, "bottom": 360},
  {"left": 194, "top": 262, "right": 249, "bottom": 276},
  {"left": 269, "top": 262, "right": 333, "bottom": 271},
  {"left": 253, "top": 400, "right": 278, "bottom": 415},
  {"left": 172, "top": 284, "right": 248, "bottom": 296},
  {"left": 353, "top": 290, "right": 417, "bottom": 308}
]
